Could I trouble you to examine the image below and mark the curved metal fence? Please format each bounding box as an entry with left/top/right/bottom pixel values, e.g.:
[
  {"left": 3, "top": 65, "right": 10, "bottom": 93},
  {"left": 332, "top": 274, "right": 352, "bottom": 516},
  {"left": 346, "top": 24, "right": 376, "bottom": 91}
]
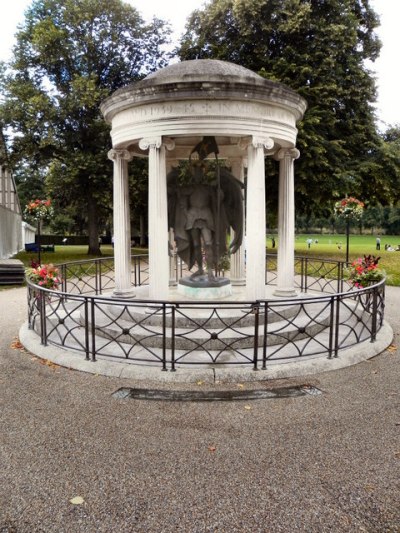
[{"left": 26, "top": 254, "right": 385, "bottom": 371}]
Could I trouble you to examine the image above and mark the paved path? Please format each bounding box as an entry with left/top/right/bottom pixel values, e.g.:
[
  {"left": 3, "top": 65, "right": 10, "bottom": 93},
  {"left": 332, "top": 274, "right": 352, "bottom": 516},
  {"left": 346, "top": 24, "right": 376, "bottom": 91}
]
[{"left": 1, "top": 286, "right": 399, "bottom": 532}]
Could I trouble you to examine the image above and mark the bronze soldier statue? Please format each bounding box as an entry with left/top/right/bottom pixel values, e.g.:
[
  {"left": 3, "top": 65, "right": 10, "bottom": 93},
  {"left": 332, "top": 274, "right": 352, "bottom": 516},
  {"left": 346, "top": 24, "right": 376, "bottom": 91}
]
[{"left": 167, "top": 137, "right": 244, "bottom": 284}]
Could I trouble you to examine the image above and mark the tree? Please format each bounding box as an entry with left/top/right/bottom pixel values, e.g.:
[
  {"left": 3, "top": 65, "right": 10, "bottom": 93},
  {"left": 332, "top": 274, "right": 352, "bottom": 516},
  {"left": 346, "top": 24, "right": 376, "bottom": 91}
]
[
  {"left": 0, "top": 0, "right": 171, "bottom": 254},
  {"left": 179, "top": 0, "right": 381, "bottom": 215},
  {"left": 352, "top": 125, "right": 400, "bottom": 207},
  {"left": 378, "top": 126, "right": 400, "bottom": 205}
]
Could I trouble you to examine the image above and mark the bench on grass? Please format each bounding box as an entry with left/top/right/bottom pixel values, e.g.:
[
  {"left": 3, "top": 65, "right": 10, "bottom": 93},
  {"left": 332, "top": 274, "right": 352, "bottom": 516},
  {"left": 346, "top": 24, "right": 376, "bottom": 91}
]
[{"left": 25, "top": 243, "right": 55, "bottom": 252}]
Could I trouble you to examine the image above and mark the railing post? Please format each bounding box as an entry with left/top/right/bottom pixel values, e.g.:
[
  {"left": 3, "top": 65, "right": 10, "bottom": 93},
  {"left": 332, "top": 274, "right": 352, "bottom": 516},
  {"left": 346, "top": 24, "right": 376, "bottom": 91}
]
[
  {"left": 300, "top": 257, "right": 304, "bottom": 292},
  {"left": 162, "top": 304, "right": 167, "bottom": 371},
  {"left": 337, "top": 261, "right": 341, "bottom": 294},
  {"left": 170, "top": 305, "right": 176, "bottom": 371},
  {"left": 90, "top": 298, "right": 96, "bottom": 362},
  {"left": 253, "top": 303, "right": 260, "bottom": 370},
  {"left": 371, "top": 286, "right": 378, "bottom": 342},
  {"left": 132, "top": 256, "right": 137, "bottom": 287},
  {"left": 334, "top": 295, "right": 340, "bottom": 357},
  {"left": 98, "top": 259, "right": 103, "bottom": 295},
  {"left": 262, "top": 301, "right": 268, "bottom": 369},
  {"left": 61, "top": 264, "right": 67, "bottom": 293},
  {"left": 84, "top": 298, "right": 90, "bottom": 360},
  {"left": 95, "top": 260, "right": 99, "bottom": 295},
  {"left": 40, "top": 291, "right": 47, "bottom": 346},
  {"left": 304, "top": 257, "right": 308, "bottom": 293},
  {"left": 27, "top": 288, "right": 31, "bottom": 329},
  {"left": 327, "top": 296, "right": 335, "bottom": 359}
]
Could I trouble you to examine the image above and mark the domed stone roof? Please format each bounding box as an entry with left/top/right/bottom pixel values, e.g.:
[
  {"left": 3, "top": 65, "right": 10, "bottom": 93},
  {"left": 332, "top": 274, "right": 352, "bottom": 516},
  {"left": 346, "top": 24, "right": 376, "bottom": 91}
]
[
  {"left": 101, "top": 59, "right": 307, "bottom": 123},
  {"left": 141, "top": 59, "right": 268, "bottom": 87}
]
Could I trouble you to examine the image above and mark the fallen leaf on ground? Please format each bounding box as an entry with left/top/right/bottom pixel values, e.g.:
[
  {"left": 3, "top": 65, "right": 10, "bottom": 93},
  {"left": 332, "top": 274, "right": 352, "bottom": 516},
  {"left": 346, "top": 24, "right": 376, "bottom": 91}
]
[
  {"left": 237, "top": 383, "right": 244, "bottom": 389},
  {"left": 37, "top": 358, "right": 60, "bottom": 371},
  {"left": 69, "top": 496, "right": 85, "bottom": 505},
  {"left": 387, "top": 345, "right": 397, "bottom": 353},
  {"left": 244, "top": 405, "right": 252, "bottom": 410},
  {"left": 208, "top": 445, "right": 217, "bottom": 452},
  {"left": 364, "top": 484, "right": 375, "bottom": 492},
  {"left": 196, "top": 380, "right": 204, "bottom": 386},
  {"left": 10, "top": 340, "right": 23, "bottom": 350}
]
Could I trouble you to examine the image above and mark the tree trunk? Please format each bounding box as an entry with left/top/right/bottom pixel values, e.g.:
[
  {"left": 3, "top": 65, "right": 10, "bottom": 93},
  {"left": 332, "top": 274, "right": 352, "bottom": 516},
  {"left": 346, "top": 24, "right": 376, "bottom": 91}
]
[{"left": 87, "top": 193, "right": 101, "bottom": 255}]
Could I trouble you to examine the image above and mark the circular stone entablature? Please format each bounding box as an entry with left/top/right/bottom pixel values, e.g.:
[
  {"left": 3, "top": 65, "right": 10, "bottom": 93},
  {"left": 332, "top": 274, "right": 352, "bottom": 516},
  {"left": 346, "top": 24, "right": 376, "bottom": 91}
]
[{"left": 101, "top": 59, "right": 307, "bottom": 158}]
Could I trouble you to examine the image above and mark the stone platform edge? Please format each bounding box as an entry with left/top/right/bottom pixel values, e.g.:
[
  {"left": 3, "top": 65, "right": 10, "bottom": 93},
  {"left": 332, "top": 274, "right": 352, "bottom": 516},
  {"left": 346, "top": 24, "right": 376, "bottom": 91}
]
[{"left": 19, "top": 321, "right": 393, "bottom": 384}]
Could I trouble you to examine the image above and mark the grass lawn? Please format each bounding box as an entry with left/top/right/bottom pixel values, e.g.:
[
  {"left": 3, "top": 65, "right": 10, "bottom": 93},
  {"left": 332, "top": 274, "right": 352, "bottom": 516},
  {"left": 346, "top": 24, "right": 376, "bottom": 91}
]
[
  {"left": 4, "top": 234, "right": 400, "bottom": 289},
  {"left": 14, "top": 244, "right": 118, "bottom": 266},
  {"left": 287, "top": 234, "right": 400, "bottom": 286}
]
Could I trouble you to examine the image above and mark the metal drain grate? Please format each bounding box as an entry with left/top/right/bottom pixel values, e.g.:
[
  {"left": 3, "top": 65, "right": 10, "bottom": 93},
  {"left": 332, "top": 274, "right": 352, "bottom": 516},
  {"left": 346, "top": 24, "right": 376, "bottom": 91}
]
[{"left": 112, "top": 385, "right": 322, "bottom": 401}]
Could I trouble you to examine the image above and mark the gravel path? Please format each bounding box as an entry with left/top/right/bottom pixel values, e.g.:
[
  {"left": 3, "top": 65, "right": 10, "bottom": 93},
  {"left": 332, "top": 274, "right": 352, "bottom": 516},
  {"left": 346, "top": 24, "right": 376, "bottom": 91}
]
[{"left": 0, "top": 286, "right": 399, "bottom": 532}]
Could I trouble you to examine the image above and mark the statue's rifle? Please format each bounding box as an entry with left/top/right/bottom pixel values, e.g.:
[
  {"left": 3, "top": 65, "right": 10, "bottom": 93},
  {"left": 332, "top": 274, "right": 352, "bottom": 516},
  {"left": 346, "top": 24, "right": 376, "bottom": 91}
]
[
  {"left": 215, "top": 151, "right": 221, "bottom": 275},
  {"left": 190, "top": 136, "right": 221, "bottom": 274}
]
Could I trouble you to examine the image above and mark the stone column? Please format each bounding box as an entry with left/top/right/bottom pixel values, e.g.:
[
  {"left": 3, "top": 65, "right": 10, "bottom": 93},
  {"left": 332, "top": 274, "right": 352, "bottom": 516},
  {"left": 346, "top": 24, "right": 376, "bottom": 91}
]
[
  {"left": 274, "top": 147, "right": 300, "bottom": 297},
  {"left": 167, "top": 159, "right": 179, "bottom": 286},
  {"left": 0, "top": 166, "right": 5, "bottom": 207},
  {"left": 229, "top": 157, "right": 246, "bottom": 286},
  {"left": 246, "top": 136, "right": 274, "bottom": 300},
  {"left": 108, "top": 149, "right": 135, "bottom": 298},
  {"left": 139, "top": 137, "right": 175, "bottom": 299}
]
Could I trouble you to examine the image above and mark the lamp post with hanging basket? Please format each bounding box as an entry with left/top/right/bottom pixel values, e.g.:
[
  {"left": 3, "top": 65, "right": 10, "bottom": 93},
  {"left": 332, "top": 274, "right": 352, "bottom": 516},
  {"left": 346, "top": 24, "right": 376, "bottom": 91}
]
[
  {"left": 334, "top": 196, "right": 364, "bottom": 264},
  {"left": 24, "top": 199, "right": 54, "bottom": 265}
]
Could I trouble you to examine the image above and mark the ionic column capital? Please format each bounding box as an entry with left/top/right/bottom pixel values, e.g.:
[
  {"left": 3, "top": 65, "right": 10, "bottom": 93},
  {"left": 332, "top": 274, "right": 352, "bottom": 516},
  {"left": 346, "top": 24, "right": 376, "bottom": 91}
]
[
  {"left": 139, "top": 137, "right": 162, "bottom": 151},
  {"left": 139, "top": 137, "right": 176, "bottom": 151},
  {"left": 232, "top": 136, "right": 250, "bottom": 152},
  {"left": 163, "top": 137, "right": 176, "bottom": 151},
  {"left": 252, "top": 136, "right": 275, "bottom": 150},
  {"left": 276, "top": 147, "right": 300, "bottom": 161},
  {"left": 108, "top": 149, "right": 133, "bottom": 162},
  {"left": 237, "top": 136, "right": 274, "bottom": 152}
]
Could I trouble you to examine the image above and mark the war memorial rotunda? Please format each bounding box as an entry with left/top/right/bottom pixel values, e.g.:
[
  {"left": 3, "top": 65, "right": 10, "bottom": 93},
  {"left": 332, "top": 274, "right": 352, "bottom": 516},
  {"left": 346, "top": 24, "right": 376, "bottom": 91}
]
[{"left": 101, "top": 59, "right": 307, "bottom": 300}]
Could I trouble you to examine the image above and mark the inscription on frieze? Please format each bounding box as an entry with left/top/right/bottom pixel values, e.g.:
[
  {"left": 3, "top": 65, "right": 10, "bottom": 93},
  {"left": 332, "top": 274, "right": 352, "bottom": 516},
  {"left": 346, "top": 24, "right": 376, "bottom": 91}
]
[{"left": 113, "top": 101, "right": 294, "bottom": 126}]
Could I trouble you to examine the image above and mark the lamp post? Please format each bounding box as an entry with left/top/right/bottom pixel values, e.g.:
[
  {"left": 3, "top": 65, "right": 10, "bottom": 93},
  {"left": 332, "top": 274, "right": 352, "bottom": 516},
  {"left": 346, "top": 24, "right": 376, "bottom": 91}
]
[
  {"left": 334, "top": 197, "right": 364, "bottom": 265},
  {"left": 37, "top": 216, "right": 41, "bottom": 265},
  {"left": 25, "top": 199, "right": 54, "bottom": 265},
  {"left": 345, "top": 218, "right": 350, "bottom": 264}
]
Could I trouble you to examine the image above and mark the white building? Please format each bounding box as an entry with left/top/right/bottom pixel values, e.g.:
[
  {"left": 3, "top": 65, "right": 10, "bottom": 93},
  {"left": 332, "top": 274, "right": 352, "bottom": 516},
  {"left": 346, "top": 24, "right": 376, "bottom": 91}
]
[{"left": 0, "top": 136, "right": 23, "bottom": 259}]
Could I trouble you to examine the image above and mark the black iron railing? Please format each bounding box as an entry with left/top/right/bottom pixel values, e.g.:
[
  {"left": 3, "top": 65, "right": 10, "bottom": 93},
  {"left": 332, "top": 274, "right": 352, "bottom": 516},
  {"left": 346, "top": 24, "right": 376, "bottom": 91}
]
[{"left": 26, "top": 254, "right": 385, "bottom": 370}]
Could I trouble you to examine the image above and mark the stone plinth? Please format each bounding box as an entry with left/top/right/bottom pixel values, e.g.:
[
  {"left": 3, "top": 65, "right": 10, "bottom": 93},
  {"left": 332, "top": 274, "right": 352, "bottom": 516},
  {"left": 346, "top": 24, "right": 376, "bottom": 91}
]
[{"left": 177, "top": 276, "right": 232, "bottom": 300}]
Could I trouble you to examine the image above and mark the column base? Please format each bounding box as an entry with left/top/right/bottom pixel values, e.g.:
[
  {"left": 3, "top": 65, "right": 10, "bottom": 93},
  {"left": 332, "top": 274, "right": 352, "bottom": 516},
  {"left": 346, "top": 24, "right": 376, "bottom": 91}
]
[
  {"left": 112, "top": 288, "right": 136, "bottom": 299},
  {"left": 245, "top": 286, "right": 266, "bottom": 301},
  {"left": 230, "top": 278, "right": 246, "bottom": 286},
  {"left": 273, "top": 288, "right": 298, "bottom": 298}
]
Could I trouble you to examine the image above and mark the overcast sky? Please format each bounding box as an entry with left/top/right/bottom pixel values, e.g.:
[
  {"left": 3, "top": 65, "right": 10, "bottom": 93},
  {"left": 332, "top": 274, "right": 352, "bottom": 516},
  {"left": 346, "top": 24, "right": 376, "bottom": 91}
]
[{"left": 0, "top": 0, "right": 398, "bottom": 129}]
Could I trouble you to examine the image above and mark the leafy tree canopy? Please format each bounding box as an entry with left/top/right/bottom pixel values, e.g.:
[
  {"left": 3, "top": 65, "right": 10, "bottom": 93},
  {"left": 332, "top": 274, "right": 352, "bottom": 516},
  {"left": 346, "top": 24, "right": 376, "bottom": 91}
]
[
  {"left": 0, "top": 0, "right": 171, "bottom": 253},
  {"left": 179, "top": 0, "right": 382, "bottom": 214}
]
